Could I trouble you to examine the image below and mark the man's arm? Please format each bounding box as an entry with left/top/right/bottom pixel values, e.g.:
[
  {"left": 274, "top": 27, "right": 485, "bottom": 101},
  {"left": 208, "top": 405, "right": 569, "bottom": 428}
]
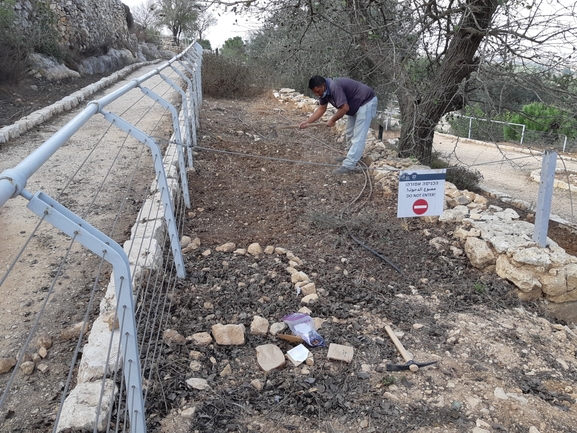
[
  {"left": 327, "top": 103, "right": 349, "bottom": 127},
  {"left": 299, "top": 104, "right": 327, "bottom": 129}
]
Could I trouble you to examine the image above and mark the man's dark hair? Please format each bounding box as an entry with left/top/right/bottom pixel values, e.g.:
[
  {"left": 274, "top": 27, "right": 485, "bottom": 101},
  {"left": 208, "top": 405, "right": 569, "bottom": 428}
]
[{"left": 308, "top": 75, "right": 326, "bottom": 90}]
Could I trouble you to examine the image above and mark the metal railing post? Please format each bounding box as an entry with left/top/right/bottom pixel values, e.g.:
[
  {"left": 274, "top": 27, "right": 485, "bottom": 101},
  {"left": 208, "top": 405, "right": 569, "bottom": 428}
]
[
  {"left": 26, "top": 191, "right": 146, "bottom": 433},
  {"left": 533, "top": 150, "right": 557, "bottom": 246},
  {"left": 137, "top": 84, "right": 191, "bottom": 210},
  {"left": 98, "top": 112, "right": 187, "bottom": 279}
]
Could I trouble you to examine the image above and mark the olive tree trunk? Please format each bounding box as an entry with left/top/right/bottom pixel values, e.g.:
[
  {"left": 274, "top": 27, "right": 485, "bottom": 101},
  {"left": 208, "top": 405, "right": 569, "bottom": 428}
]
[{"left": 396, "top": 0, "right": 499, "bottom": 165}]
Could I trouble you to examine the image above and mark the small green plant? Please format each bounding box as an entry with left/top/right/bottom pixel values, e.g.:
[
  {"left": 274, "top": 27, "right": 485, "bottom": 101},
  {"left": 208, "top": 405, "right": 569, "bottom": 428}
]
[
  {"left": 382, "top": 375, "right": 396, "bottom": 386},
  {"left": 446, "top": 165, "right": 483, "bottom": 191},
  {"left": 473, "top": 281, "right": 486, "bottom": 294}
]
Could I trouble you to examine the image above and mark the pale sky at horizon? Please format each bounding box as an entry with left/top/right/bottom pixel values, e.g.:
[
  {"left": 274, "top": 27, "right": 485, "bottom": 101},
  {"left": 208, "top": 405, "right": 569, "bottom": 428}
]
[{"left": 122, "top": 0, "right": 259, "bottom": 49}]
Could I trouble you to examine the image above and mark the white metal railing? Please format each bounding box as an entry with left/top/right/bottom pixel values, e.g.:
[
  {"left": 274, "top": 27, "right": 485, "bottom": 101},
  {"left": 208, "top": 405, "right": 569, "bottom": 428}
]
[{"left": 0, "top": 42, "right": 203, "bottom": 433}]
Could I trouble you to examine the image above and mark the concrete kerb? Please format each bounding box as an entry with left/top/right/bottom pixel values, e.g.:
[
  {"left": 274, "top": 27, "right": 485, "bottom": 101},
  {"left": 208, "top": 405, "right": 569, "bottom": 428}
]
[{"left": 0, "top": 60, "right": 162, "bottom": 145}]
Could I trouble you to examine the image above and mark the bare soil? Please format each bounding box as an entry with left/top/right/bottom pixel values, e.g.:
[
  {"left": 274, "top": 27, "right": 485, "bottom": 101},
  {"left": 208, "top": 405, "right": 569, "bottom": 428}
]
[
  {"left": 1, "top": 75, "right": 577, "bottom": 433},
  {"left": 0, "top": 75, "right": 107, "bottom": 128}
]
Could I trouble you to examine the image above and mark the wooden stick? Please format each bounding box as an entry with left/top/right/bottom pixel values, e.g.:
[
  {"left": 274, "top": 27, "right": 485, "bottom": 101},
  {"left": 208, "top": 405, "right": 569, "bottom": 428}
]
[
  {"left": 276, "top": 334, "right": 304, "bottom": 343},
  {"left": 385, "top": 325, "right": 419, "bottom": 372}
]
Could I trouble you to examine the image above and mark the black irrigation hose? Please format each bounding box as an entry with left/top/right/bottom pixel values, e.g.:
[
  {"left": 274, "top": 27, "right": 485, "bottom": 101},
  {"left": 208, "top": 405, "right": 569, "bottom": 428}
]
[
  {"left": 348, "top": 232, "right": 406, "bottom": 276},
  {"left": 272, "top": 112, "right": 405, "bottom": 276},
  {"left": 341, "top": 161, "right": 405, "bottom": 277}
]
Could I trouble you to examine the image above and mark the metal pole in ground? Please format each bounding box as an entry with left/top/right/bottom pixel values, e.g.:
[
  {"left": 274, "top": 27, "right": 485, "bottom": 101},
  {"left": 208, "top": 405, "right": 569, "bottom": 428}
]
[{"left": 533, "top": 150, "right": 557, "bottom": 247}]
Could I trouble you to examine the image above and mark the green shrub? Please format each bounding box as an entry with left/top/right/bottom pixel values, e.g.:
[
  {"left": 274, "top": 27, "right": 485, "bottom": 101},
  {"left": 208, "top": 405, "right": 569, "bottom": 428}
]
[
  {"left": 0, "top": 0, "right": 63, "bottom": 83},
  {"left": 446, "top": 165, "right": 484, "bottom": 191},
  {"left": 429, "top": 150, "right": 483, "bottom": 191},
  {"left": 201, "top": 52, "right": 267, "bottom": 98},
  {"left": 144, "top": 28, "right": 162, "bottom": 45},
  {"left": 0, "top": 0, "right": 28, "bottom": 82},
  {"left": 29, "top": 1, "right": 63, "bottom": 61}
]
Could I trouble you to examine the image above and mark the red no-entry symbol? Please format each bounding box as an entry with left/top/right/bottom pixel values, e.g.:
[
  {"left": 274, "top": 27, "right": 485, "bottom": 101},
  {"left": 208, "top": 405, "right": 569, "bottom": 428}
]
[{"left": 413, "top": 199, "right": 428, "bottom": 215}]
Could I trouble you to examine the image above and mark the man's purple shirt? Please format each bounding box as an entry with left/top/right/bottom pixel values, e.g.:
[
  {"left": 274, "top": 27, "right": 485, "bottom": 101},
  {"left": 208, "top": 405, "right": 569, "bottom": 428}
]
[{"left": 319, "top": 78, "right": 376, "bottom": 116}]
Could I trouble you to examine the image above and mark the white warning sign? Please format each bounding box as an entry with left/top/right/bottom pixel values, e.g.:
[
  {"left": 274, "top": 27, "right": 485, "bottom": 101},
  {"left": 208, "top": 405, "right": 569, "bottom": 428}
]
[{"left": 397, "top": 169, "right": 446, "bottom": 218}]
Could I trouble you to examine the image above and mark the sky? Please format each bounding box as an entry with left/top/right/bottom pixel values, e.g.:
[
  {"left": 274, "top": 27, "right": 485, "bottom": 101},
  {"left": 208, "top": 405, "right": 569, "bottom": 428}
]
[
  {"left": 203, "top": 9, "right": 259, "bottom": 49},
  {"left": 122, "top": 0, "right": 259, "bottom": 49}
]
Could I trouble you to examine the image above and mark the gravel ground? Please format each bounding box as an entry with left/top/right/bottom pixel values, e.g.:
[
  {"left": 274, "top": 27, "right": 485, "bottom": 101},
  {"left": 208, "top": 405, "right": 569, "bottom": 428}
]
[{"left": 1, "top": 72, "right": 577, "bottom": 433}]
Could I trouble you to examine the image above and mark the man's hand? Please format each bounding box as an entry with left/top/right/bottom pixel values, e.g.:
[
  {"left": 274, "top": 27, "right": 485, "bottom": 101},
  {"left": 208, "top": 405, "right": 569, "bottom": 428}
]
[
  {"left": 299, "top": 121, "right": 310, "bottom": 129},
  {"left": 327, "top": 119, "right": 336, "bottom": 127}
]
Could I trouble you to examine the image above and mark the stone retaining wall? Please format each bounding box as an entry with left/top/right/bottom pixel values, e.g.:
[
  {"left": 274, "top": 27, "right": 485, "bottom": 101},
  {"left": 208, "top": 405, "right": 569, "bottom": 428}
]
[{"left": 14, "top": 0, "right": 134, "bottom": 56}]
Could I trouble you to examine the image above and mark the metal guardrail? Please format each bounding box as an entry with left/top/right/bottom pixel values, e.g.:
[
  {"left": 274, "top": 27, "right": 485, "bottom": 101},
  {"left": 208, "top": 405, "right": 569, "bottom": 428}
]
[
  {"left": 449, "top": 115, "right": 577, "bottom": 152},
  {"left": 0, "top": 42, "right": 203, "bottom": 433}
]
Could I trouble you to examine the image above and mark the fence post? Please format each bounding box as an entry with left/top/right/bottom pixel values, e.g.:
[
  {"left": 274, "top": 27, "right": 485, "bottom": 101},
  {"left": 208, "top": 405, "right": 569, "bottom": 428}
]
[
  {"left": 98, "top": 112, "right": 187, "bottom": 279},
  {"left": 533, "top": 150, "right": 557, "bottom": 247}
]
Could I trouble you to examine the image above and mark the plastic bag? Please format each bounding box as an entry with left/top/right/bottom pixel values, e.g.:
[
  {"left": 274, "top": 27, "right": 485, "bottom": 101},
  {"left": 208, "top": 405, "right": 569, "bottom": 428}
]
[{"left": 282, "top": 312, "right": 324, "bottom": 347}]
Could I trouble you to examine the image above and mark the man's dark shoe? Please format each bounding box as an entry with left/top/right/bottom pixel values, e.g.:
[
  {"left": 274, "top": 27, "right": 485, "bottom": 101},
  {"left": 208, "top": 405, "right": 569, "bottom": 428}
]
[
  {"left": 333, "top": 166, "right": 354, "bottom": 174},
  {"left": 334, "top": 156, "right": 346, "bottom": 162}
]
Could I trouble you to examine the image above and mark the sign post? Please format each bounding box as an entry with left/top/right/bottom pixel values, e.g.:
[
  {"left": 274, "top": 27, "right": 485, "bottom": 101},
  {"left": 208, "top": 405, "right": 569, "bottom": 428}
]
[{"left": 397, "top": 169, "right": 447, "bottom": 218}]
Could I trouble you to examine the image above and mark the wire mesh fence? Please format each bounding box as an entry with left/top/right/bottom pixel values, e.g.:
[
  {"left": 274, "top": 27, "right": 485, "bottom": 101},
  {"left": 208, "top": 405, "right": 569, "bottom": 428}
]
[{"left": 0, "top": 44, "right": 202, "bottom": 433}]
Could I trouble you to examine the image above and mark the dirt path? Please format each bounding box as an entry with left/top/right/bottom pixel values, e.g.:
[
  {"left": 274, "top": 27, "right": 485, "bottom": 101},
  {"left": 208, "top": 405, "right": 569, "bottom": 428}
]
[{"left": 2, "top": 76, "right": 577, "bottom": 433}]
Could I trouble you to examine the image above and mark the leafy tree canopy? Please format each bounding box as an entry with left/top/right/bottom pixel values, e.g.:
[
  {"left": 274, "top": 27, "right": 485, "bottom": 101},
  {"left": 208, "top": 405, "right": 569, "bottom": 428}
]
[
  {"left": 221, "top": 36, "right": 245, "bottom": 58},
  {"left": 212, "top": 0, "right": 577, "bottom": 163}
]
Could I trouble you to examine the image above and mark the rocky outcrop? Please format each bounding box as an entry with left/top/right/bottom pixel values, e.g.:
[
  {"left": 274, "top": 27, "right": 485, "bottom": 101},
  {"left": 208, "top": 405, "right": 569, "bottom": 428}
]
[
  {"left": 13, "top": 0, "right": 175, "bottom": 78},
  {"left": 14, "top": 0, "right": 132, "bottom": 56},
  {"left": 430, "top": 182, "right": 577, "bottom": 322}
]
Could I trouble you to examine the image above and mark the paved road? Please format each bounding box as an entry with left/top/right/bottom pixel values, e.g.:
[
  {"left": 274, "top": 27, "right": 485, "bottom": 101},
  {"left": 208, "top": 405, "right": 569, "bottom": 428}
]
[{"left": 433, "top": 132, "right": 577, "bottom": 225}]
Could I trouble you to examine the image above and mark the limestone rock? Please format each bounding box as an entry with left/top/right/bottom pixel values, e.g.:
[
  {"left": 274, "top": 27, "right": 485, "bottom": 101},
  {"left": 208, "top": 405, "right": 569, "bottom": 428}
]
[
  {"left": 0, "top": 357, "right": 16, "bottom": 374},
  {"left": 251, "top": 379, "right": 263, "bottom": 391},
  {"left": 496, "top": 255, "right": 542, "bottom": 293},
  {"left": 186, "top": 378, "right": 210, "bottom": 390},
  {"left": 20, "top": 361, "right": 35, "bottom": 375},
  {"left": 220, "top": 364, "right": 232, "bottom": 377},
  {"left": 57, "top": 380, "right": 118, "bottom": 432},
  {"left": 291, "top": 271, "right": 310, "bottom": 283},
  {"left": 464, "top": 237, "right": 496, "bottom": 269},
  {"left": 216, "top": 242, "right": 236, "bottom": 252},
  {"left": 250, "top": 316, "right": 269, "bottom": 335},
  {"left": 182, "top": 237, "right": 201, "bottom": 253},
  {"left": 187, "top": 332, "right": 213, "bottom": 347},
  {"left": 212, "top": 324, "right": 245, "bottom": 345},
  {"left": 163, "top": 329, "right": 186, "bottom": 345},
  {"left": 327, "top": 343, "right": 354, "bottom": 363},
  {"left": 300, "top": 282, "right": 317, "bottom": 296},
  {"left": 35, "top": 334, "right": 53, "bottom": 350},
  {"left": 269, "top": 322, "right": 287, "bottom": 335},
  {"left": 256, "top": 344, "right": 285, "bottom": 372},
  {"left": 247, "top": 243, "right": 263, "bottom": 256},
  {"left": 61, "top": 322, "right": 87, "bottom": 340},
  {"left": 301, "top": 294, "right": 319, "bottom": 304}
]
